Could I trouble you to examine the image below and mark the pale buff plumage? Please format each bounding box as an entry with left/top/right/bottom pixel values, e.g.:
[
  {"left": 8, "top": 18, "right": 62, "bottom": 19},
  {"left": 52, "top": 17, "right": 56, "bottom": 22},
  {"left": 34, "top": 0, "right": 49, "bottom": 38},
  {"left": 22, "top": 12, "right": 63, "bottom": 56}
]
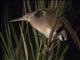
[{"left": 10, "top": 9, "right": 67, "bottom": 41}]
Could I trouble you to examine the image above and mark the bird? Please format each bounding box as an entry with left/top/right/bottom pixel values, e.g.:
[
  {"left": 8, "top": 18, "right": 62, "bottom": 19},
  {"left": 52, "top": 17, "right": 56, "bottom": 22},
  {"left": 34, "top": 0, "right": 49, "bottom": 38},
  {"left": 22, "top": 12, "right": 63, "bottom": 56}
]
[{"left": 10, "top": 9, "right": 67, "bottom": 41}]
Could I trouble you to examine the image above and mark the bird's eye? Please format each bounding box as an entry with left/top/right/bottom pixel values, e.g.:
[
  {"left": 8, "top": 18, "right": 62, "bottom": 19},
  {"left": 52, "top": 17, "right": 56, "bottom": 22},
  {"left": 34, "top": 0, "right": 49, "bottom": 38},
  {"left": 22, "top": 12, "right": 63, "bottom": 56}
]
[{"left": 34, "top": 10, "right": 47, "bottom": 20}]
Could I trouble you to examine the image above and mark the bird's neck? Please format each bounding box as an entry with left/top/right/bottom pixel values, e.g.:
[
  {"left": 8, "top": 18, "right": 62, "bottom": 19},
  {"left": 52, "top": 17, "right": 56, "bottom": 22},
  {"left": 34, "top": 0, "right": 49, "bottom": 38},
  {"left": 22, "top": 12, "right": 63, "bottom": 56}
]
[{"left": 45, "top": 20, "right": 63, "bottom": 38}]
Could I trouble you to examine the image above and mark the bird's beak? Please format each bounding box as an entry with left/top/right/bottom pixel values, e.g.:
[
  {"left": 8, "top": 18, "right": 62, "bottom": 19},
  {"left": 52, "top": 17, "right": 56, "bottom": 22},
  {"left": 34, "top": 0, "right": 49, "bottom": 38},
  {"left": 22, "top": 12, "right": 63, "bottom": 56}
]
[
  {"left": 9, "top": 11, "right": 36, "bottom": 23},
  {"left": 9, "top": 18, "right": 25, "bottom": 22},
  {"left": 9, "top": 13, "right": 33, "bottom": 23}
]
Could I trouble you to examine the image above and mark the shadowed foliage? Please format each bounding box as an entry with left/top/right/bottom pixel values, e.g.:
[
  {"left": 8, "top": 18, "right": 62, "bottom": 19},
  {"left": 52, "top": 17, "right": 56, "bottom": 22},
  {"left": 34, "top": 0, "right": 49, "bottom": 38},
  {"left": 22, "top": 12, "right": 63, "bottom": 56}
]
[{"left": 0, "top": 0, "right": 80, "bottom": 60}]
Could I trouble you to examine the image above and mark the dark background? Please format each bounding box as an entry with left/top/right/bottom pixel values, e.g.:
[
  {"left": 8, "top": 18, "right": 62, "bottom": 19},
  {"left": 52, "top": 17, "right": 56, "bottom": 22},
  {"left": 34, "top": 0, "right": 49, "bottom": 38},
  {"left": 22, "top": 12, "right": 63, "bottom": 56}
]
[{"left": 0, "top": 0, "right": 80, "bottom": 60}]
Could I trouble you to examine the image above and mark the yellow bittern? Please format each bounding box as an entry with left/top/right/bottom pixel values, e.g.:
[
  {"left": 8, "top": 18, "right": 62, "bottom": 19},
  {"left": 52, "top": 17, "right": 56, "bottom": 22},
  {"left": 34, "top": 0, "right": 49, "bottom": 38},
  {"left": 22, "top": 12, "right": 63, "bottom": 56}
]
[{"left": 10, "top": 9, "right": 67, "bottom": 41}]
